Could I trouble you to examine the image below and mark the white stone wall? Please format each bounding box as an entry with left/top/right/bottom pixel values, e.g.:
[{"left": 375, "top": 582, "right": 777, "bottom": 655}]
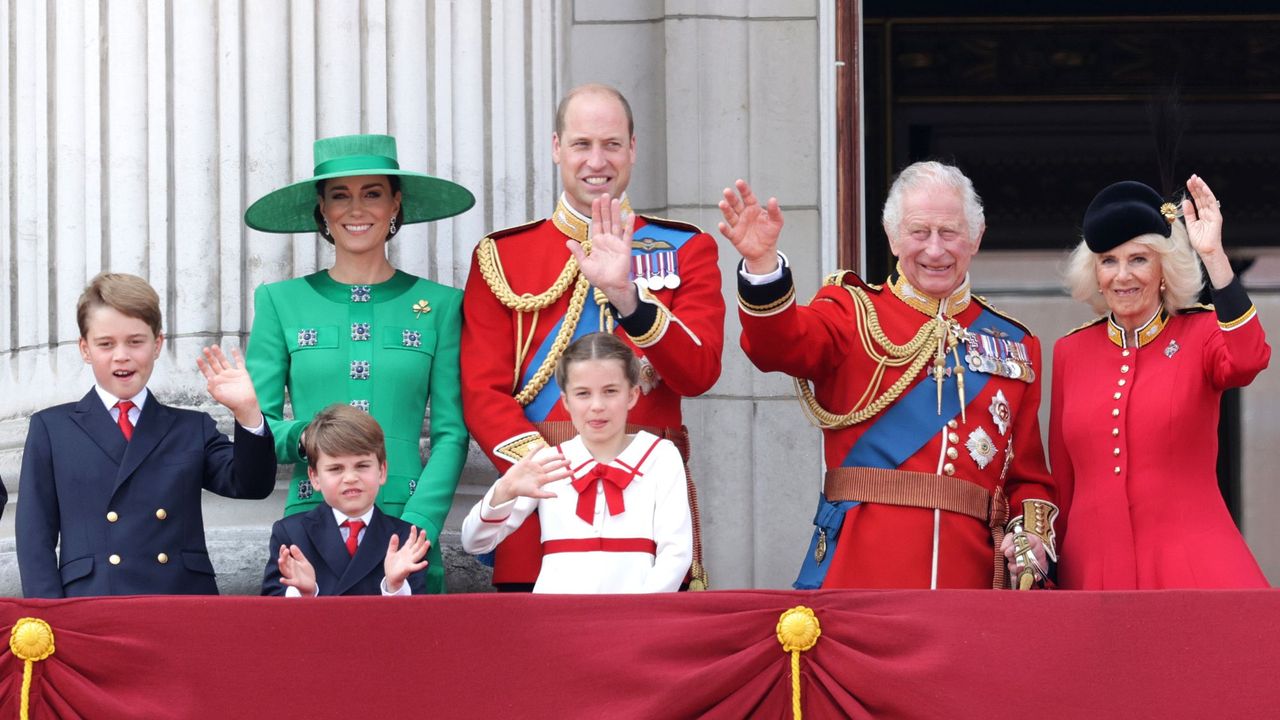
[{"left": 0, "top": 0, "right": 565, "bottom": 594}]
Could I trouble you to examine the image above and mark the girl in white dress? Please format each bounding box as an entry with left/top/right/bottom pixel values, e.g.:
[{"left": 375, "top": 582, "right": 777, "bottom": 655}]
[{"left": 461, "top": 333, "right": 693, "bottom": 593}]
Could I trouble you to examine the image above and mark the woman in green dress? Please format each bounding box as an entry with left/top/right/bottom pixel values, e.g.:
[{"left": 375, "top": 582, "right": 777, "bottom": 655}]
[{"left": 244, "top": 134, "right": 474, "bottom": 593}]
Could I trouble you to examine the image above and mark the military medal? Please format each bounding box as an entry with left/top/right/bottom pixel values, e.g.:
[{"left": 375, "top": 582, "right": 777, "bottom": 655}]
[
  {"left": 647, "top": 253, "right": 665, "bottom": 291},
  {"left": 814, "top": 528, "right": 827, "bottom": 563},
  {"left": 965, "top": 331, "right": 1034, "bottom": 383},
  {"left": 664, "top": 251, "right": 681, "bottom": 289},
  {"left": 966, "top": 426, "right": 997, "bottom": 469},
  {"left": 989, "top": 390, "right": 1011, "bottom": 436}
]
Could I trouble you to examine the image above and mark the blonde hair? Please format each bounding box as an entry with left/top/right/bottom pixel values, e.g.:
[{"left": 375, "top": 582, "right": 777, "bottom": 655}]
[
  {"left": 76, "top": 272, "right": 163, "bottom": 338},
  {"left": 303, "top": 404, "right": 387, "bottom": 469},
  {"left": 554, "top": 332, "right": 641, "bottom": 390},
  {"left": 1064, "top": 220, "right": 1203, "bottom": 315}
]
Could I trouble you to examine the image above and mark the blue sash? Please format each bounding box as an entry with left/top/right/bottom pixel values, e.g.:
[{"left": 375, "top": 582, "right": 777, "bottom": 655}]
[
  {"left": 793, "top": 304, "right": 1026, "bottom": 588},
  {"left": 520, "top": 295, "right": 602, "bottom": 422}
]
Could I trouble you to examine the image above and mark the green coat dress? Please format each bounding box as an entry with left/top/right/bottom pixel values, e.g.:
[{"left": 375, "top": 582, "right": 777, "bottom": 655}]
[{"left": 246, "top": 270, "right": 467, "bottom": 593}]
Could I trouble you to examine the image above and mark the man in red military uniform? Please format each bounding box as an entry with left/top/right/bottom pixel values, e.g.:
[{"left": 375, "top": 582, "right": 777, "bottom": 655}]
[
  {"left": 718, "top": 162, "right": 1056, "bottom": 589},
  {"left": 462, "top": 84, "right": 724, "bottom": 590}
]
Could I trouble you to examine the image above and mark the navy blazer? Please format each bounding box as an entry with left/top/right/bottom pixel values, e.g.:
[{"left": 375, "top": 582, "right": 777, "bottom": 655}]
[
  {"left": 261, "top": 503, "right": 428, "bottom": 596},
  {"left": 16, "top": 388, "right": 277, "bottom": 598}
]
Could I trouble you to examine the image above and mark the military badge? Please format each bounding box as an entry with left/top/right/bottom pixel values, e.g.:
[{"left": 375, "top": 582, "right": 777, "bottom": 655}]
[
  {"left": 989, "top": 390, "right": 1011, "bottom": 436},
  {"left": 966, "top": 427, "right": 997, "bottom": 469},
  {"left": 1164, "top": 339, "right": 1180, "bottom": 358},
  {"left": 638, "top": 356, "right": 660, "bottom": 395}
]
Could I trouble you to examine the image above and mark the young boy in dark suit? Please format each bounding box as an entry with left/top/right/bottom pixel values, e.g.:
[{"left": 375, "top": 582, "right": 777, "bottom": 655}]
[
  {"left": 261, "top": 404, "right": 430, "bottom": 596},
  {"left": 16, "top": 272, "right": 277, "bottom": 597}
]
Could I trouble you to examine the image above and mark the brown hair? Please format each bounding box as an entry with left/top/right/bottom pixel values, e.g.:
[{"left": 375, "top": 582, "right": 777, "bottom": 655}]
[
  {"left": 555, "top": 332, "right": 641, "bottom": 390},
  {"left": 76, "top": 272, "right": 163, "bottom": 338},
  {"left": 303, "top": 404, "right": 387, "bottom": 469},
  {"left": 554, "top": 83, "right": 635, "bottom": 138}
]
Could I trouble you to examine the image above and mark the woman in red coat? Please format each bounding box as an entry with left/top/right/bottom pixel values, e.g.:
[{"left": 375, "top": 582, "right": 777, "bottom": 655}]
[{"left": 1052, "top": 175, "right": 1270, "bottom": 589}]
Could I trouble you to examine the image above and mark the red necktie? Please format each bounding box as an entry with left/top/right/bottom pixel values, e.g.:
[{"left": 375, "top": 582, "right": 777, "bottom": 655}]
[
  {"left": 342, "top": 519, "right": 365, "bottom": 557},
  {"left": 570, "top": 464, "right": 635, "bottom": 525},
  {"left": 116, "top": 400, "right": 135, "bottom": 441}
]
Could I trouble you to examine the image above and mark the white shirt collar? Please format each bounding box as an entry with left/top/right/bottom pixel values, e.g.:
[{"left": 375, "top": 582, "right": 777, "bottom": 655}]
[
  {"left": 558, "top": 191, "right": 629, "bottom": 223},
  {"left": 331, "top": 505, "right": 376, "bottom": 527},
  {"left": 94, "top": 385, "right": 149, "bottom": 413}
]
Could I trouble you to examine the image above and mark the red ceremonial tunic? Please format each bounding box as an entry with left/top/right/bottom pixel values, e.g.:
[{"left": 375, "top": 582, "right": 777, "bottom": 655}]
[
  {"left": 462, "top": 196, "right": 724, "bottom": 585},
  {"left": 1052, "top": 279, "right": 1270, "bottom": 589},
  {"left": 739, "top": 265, "right": 1055, "bottom": 589}
]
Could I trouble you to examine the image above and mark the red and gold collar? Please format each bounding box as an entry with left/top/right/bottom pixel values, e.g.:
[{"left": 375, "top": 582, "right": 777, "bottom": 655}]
[
  {"left": 888, "top": 264, "right": 972, "bottom": 318},
  {"left": 551, "top": 193, "right": 633, "bottom": 243},
  {"left": 1106, "top": 307, "right": 1169, "bottom": 349}
]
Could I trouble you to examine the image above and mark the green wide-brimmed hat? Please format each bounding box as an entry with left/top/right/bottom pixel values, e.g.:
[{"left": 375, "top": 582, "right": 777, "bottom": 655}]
[{"left": 244, "top": 134, "right": 475, "bottom": 233}]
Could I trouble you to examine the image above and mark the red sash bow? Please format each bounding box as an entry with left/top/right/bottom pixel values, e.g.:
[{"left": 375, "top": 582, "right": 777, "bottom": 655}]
[{"left": 571, "top": 463, "right": 636, "bottom": 525}]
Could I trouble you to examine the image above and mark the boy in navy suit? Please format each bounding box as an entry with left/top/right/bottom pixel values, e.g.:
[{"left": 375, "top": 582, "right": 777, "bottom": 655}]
[
  {"left": 262, "top": 404, "right": 430, "bottom": 596},
  {"left": 16, "top": 272, "right": 277, "bottom": 597}
]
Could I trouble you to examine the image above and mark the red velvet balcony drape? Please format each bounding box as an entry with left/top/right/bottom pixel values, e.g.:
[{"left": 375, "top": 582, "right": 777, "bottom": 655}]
[{"left": 3, "top": 589, "right": 1278, "bottom": 719}]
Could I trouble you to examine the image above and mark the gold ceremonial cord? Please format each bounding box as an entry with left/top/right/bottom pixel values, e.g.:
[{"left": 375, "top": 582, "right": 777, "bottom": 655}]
[
  {"left": 794, "top": 285, "right": 949, "bottom": 429},
  {"left": 476, "top": 236, "right": 593, "bottom": 406}
]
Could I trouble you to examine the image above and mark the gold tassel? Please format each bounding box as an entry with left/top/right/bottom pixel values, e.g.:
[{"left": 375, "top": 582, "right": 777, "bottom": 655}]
[
  {"left": 10, "top": 617, "right": 56, "bottom": 720},
  {"left": 777, "top": 606, "right": 822, "bottom": 719}
]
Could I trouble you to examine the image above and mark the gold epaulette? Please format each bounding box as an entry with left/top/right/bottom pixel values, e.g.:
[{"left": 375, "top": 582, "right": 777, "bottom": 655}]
[
  {"left": 636, "top": 213, "right": 703, "bottom": 235},
  {"left": 1063, "top": 316, "right": 1107, "bottom": 337},
  {"left": 1180, "top": 303, "right": 1213, "bottom": 315},
  {"left": 973, "top": 295, "right": 1035, "bottom": 336}
]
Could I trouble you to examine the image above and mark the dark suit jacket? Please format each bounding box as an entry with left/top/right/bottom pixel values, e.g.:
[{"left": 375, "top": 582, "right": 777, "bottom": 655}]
[
  {"left": 261, "top": 503, "right": 428, "bottom": 596},
  {"left": 16, "top": 388, "right": 277, "bottom": 598}
]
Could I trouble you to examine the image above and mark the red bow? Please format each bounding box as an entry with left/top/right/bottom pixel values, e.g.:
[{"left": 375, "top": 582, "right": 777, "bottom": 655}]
[{"left": 571, "top": 463, "right": 636, "bottom": 525}]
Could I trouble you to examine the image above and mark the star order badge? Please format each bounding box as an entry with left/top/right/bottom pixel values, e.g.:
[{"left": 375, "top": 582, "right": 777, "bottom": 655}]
[
  {"left": 1164, "top": 339, "right": 1180, "bottom": 358},
  {"left": 966, "top": 427, "right": 997, "bottom": 469},
  {"left": 637, "top": 356, "right": 660, "bottom": 395},
  {"left": 989, "top": 390, "right": 1011, "bottom": 436}
]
